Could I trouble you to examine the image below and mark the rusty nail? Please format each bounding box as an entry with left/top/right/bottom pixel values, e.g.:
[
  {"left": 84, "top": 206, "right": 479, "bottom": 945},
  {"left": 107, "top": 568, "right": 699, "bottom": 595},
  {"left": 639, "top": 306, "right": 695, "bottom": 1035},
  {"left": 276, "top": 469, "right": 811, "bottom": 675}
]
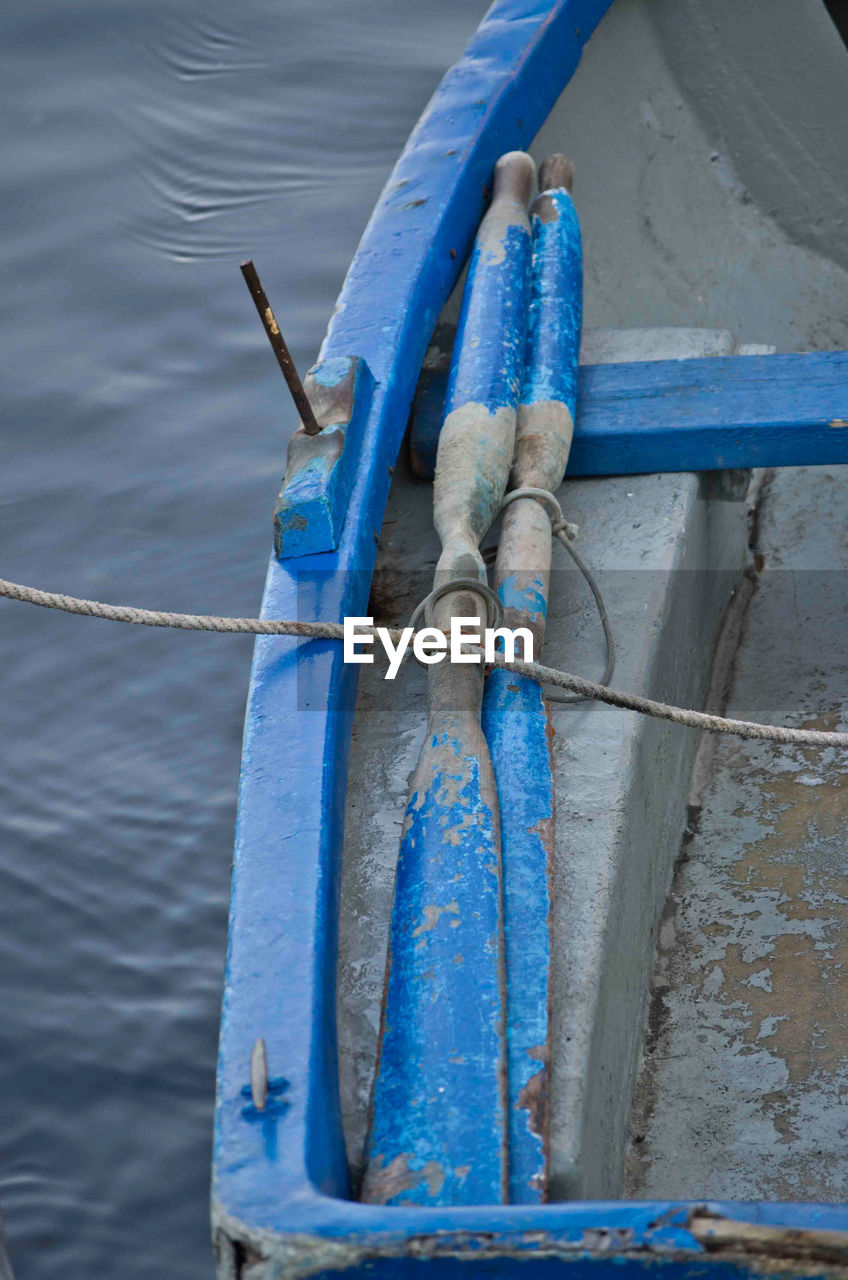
[{"left": 240, "top": 260, "right": 322, "bottom": 437}]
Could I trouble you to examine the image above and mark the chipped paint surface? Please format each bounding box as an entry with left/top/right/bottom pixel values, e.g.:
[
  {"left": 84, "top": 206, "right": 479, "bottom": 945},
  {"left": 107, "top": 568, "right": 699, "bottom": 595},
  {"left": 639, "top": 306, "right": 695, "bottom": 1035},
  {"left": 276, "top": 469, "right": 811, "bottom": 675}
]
[
  {"left": 483, "top": 670, "right": 555, "bottom": 1203},
  {"left": 479, "top": 167, "right": 584, "bottom": 1198},
  {"left": 362, "top": 723, "right": 506, "bottom": 1207},
  {"left": 627, "top": 466, "right": 848, "bottom": 1203},
  {"left": 213, "top": 0, "right": 626, "bottom": 1253},
  {"left": 432, "top": 154, "right": 534, "bottom": 582},
  {"left": 443, "top": 153, "right": 534, "bottom": 417},
  {"left": 522, "top": 187, "right": 582, "bottom": 416},
  {"left": 479, "top": 172, "right": 582, "bottom": 1203},
  {"left": 411, "top": 349, "right": 848, "bottom": 483},
  {"left": 434, "top": 401, "right": 517, "bottom": 579},
  {"left": 274, "top": 356, "right": 374, "bottom": 558}
]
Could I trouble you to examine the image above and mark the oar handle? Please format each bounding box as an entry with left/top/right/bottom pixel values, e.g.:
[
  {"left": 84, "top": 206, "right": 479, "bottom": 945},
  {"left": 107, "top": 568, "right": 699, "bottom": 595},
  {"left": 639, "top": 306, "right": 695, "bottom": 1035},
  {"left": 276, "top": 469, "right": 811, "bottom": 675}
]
[
  {"left": 516, "top": 154, "right": 582, "bottom": 488},
  {"left": 538, "top": 152, "right": 574, "bottom": 194}
]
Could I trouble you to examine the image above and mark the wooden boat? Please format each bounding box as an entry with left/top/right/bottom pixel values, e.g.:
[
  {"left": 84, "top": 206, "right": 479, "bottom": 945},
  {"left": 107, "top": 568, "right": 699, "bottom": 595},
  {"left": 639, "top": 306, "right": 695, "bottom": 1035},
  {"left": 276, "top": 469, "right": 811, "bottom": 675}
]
[{"left": 212, "top": 1, "right": 848, "bottom": 1275}]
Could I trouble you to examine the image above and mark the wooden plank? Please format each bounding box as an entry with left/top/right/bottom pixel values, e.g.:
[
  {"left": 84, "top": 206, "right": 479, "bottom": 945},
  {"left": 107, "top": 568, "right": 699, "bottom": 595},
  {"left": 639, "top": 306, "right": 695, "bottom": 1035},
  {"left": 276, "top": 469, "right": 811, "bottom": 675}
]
[
  {"left": 409, "top": 350, "right": 848, "bottom": 479},
  {"left": 569, "top": 350, "right": 848, "bottom": 475}
]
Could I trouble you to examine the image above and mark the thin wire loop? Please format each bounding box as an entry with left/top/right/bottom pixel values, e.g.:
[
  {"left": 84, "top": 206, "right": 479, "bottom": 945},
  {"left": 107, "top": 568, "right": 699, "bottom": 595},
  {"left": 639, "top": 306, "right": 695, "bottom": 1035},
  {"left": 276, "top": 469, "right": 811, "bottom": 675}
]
[
  {"left": 499, "top": 486, "right": 616, "bottom": 704},
  {"left": 407, "top": 577, "right": 504, "bottom": 632}
]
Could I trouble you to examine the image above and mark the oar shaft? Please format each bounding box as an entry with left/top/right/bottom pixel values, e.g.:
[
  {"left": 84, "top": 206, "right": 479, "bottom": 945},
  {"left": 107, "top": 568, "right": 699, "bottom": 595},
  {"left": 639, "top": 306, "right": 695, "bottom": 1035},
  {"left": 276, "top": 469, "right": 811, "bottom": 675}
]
[
  {"left": 363, "top": 152, "right": 534, "bottom": 1207},
  {"left": 485, "top": 158, "right": 583, "bottom": 1204}
]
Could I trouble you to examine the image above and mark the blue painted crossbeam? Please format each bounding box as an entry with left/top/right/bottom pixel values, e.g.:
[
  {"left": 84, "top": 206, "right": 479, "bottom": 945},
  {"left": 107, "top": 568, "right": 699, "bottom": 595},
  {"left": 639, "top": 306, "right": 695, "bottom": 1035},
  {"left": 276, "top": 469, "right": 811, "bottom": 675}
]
[{"left": 410, "top": 349, "right": 848, "bottom": 478}]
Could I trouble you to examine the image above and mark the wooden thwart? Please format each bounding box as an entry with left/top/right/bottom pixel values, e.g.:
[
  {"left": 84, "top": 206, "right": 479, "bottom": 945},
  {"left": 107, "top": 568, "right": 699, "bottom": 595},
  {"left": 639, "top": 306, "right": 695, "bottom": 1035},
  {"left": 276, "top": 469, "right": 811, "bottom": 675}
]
[{"left": 410, "top": 349, "right": 848, "bottom": 479}]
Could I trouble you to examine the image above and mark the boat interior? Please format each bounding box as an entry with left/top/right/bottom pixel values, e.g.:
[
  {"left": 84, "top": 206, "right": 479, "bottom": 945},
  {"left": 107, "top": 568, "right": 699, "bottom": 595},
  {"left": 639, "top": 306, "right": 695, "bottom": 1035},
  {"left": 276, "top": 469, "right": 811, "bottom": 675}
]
[{"left": 337, "top": 0, "right": 848, "bottom": 1208}]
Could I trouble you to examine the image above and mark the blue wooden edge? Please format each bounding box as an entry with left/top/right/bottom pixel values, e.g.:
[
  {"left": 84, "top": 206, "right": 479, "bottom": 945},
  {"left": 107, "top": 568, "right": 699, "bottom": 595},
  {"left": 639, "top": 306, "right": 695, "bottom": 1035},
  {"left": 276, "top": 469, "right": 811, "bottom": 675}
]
[
  {"left": 409, "top": 349, "right": 848, "bottom": 479},
  {"left": 274, "top": 356, "right": 374, "bottom": 559},
  {"left": 212, "top": 0, "right": 848, "bottom": 1270}
]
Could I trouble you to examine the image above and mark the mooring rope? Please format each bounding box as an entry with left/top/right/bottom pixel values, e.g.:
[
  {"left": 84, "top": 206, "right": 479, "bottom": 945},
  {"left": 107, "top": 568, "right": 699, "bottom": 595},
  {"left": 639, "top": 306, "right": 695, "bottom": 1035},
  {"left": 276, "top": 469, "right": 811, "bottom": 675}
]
[{"left": 0, "top": 574, "right": 845, "bottom": 748}]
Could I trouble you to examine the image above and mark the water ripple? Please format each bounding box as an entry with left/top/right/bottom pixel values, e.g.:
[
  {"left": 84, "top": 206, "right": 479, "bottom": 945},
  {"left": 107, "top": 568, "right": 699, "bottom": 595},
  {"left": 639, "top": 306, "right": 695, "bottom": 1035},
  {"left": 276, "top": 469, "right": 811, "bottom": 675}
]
[{"left": 0, "top": 0, "right": 486, "bottom": 1274}]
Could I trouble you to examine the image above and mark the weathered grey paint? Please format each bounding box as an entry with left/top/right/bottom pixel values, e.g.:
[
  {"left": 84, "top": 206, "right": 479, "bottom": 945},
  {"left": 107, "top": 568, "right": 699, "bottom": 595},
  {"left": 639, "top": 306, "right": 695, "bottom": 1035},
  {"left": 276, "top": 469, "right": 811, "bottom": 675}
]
[
  {"left": 650, "top": 0, "right": 848, "bottom": 274},
  {"left": 530, "top": 0, "right": 848, "bottom": 352},
  {"left": 626, "top": 463, "right": 848, "bottom": 1203}
]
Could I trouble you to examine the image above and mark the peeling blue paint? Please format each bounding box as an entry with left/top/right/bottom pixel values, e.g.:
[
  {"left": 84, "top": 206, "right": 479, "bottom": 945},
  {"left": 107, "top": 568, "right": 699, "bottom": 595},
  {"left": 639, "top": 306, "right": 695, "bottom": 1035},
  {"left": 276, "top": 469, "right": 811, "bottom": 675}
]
[
  {"left": 521, "top": 189, "right": 583, "bottom": 415},
  {"left": 411, "top": 349, "right": 848, "bottom": 480},
  {"left": 446, "top": 222, "right": 532, "bottom": 418},
  {"left": 215, "top": 0, "right": 624, "bottom": 1231},
  {"left": 496, "top": 572, "right": 547, "bottom": 621},
  {"left": 364, "top": 155, "right": 535, "bottom": 1206},
  {"left": 274, "top": 356, "right": 374, "bottom": 559},
  {"left": 363, "top": 735, "right": 505, "bottom": 1207},
  {"left": 310, "top": 356, "right": 358, "bottom": 388},
  {"left": 475, "top": 174, "right": 583, "bottom": 1206},
  {"left": 482, "top": 671, "right": 554, "bottom": 1205}
]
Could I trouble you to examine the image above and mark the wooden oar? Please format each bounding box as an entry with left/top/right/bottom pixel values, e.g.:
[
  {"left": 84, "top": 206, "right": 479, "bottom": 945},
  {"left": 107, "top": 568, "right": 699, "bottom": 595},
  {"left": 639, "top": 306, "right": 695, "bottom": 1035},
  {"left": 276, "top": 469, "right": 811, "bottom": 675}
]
[
  {"left": 362, "top": 151, "right": 535, "bottom": 1208},
  {"left": 481, "top": 154, "right": 582, "bottom": 1204}
]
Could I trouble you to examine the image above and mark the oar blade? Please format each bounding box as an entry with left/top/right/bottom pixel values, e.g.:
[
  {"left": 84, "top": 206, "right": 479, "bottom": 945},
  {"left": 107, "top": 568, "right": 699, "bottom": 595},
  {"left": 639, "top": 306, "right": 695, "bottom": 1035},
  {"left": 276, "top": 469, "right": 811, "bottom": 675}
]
[
  {"left": 362, "top": 724, "right": 506, "bottom": 1206},
  {"left": 483, "top": 668, "right": 555, "bottom": 1203}
]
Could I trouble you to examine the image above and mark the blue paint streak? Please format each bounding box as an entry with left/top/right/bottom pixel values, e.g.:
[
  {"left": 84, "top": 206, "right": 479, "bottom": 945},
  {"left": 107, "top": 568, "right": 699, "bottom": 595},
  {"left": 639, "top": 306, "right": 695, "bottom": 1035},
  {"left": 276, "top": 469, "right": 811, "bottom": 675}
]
[
  {"left": 310, "top": 356, "right": 355, "bottom": 390},
  {"left": 446, "top": 223, "right": 532, "bottom": 416},
  {"left": 522, "top": 189, "right": 582, "bottom": 415},
  {"left": 482, "top": 669, "right": 554, "bottom": 1204},
  {"left": 366, "top": 736, "right": 504, "bottom": 1206},
  {"left": 474, "top": 184, "right": 580, "bottom": 1204},
  {"left": 497, "top": 571, "right": 547, "bottom": 622}
]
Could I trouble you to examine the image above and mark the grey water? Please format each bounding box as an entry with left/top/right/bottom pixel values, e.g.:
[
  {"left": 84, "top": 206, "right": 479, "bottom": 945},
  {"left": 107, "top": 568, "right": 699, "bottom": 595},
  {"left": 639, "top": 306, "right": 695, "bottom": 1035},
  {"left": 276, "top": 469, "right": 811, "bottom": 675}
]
[{"left": 0, "top": 1, "right": 484, "bottom": 1274}]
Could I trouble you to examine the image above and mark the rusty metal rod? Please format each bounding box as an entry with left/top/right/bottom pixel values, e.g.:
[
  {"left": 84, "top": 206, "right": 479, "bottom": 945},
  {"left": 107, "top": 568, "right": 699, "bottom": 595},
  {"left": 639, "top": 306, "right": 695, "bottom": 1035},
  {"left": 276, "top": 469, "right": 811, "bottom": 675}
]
[{"left": 240, "top": 259, "right": 322, "bottom": 436}]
